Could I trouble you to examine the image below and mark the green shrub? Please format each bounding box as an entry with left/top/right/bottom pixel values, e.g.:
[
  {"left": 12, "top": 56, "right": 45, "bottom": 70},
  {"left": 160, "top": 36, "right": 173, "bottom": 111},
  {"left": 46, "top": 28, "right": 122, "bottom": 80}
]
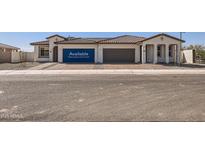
[{"left": 196, "top": 50, "right": 205, "bottom": 59}]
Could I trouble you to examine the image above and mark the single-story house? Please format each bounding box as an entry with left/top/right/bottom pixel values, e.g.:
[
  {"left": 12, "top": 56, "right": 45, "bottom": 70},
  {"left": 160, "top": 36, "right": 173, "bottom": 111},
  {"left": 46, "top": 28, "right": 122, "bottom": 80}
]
[
  {"left": 30, "top": 33, "right": 185, "bottom": 64},
  {"left": 0, "top": 43, "right": 20, "bottom": 63}
]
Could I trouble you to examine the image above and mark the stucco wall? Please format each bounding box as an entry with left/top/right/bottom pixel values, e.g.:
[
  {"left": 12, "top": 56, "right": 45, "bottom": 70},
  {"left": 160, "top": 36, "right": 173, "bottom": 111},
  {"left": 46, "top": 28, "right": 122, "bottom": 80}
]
[
  {"left": 135, "top": 46, "right": 141, "bottom": 63},
  {"left": 11, "top": 50, "right": 20, "bottom": 63},
  {"left": 182, "top": 50, "right": 193, "bottom": 63},
  {"left": 21, "top": 52, "right": 34, "bottom": 62},
  {"left": 34, "top": 45, "right": 38, "bottom": 61},
  {"left": 0, "top": 48, "right": 11, "bottom": 62},
  {"left": 142, "top": 35, "right": 181, "bottom": 45}
]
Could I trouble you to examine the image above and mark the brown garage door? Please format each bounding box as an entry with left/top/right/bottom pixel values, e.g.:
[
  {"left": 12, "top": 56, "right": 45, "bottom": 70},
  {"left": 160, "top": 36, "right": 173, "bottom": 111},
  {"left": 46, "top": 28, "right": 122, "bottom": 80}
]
[
  {"left": 0, "top": 48, "right": 11, "bottom": 63},
  {"left": 103, "top": 48, "right": 135, "bottom": 63}
]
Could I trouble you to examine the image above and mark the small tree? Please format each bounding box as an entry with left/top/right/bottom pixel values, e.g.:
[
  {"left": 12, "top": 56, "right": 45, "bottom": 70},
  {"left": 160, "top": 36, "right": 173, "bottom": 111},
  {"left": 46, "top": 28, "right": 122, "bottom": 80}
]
[
  {"left": 185, "top": 45, "right": 205, "bottom": 62},
  {"left": 186, "top": 44, "right": 205, "bottom": 51}
]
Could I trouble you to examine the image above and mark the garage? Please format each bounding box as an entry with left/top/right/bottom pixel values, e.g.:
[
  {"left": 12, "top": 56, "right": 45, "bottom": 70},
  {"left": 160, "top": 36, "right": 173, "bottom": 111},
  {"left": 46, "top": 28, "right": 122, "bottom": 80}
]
[
  {"left": 63, "top": 49, "right": 95, "bottom": 63},
  {"left": 103, "top": 48, "right": 135, "bottom": 63}
]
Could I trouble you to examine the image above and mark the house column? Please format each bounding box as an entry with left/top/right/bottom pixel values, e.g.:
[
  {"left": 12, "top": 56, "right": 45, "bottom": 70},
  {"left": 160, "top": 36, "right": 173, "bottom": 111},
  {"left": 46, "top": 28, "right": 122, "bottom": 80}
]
[
  {"left": 165, "top": 44, "right": 169, "bottom": 64},
  {"left": 58, "top": 46, "right": 63, "bottom": 62},
  {"left": 98, "top": 45, "right": 103, "bottom": 63},
  {"left": 49, "top": 47, "right": 53, "bottom": 62},
  {"left": 153, "top": 44, "right": 158, "bottom": 64},
  {"left": 34, "top": 45, "right": 39, "bottom": 61},
  {"left": 174, "top": 45, "right": 177, "bottom": 64},
  {"left": 176, "top": 44, "right": 180, "bottom": 64},
  {"left": 141, "top": 45, "right": 146, "bottom": 64},
  {"left": 135, "top": 46, "right": 140, "bottom": 63}
]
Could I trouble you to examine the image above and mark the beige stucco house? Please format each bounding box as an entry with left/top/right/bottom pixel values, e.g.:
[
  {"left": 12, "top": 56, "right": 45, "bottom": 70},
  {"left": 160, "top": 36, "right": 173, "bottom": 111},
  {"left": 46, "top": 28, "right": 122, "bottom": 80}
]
[
  {"left": 0, "top": 43, "right": 20, "bottom": 63},
  {"left": 31, "top": 33, "right": 185, "bottom": 64}
]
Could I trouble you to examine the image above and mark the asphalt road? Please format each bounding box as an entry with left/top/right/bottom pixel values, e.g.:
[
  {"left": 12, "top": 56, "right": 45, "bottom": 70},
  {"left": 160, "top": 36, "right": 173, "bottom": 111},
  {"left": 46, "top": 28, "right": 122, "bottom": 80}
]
[{"left": 0, "top": 74, "right": 205, "bottom": 122}]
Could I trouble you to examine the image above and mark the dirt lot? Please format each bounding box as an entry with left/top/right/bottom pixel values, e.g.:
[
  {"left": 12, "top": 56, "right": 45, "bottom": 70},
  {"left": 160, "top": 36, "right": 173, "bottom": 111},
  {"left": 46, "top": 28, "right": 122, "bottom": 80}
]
[
  {"left": 0, "top": 62, "right": 41, "bottom": 70},
  {"left": 0, "top": 74, "right": 205, "bottom": 122},
  {"left": 46, "top": 63, "right": 181, "bottom": 70},
  {"left": 27, "top": 63, "right": 205, "bottom": 70},
  {"left": 1, "top": 62, "right": 205, "bottom": 70}
]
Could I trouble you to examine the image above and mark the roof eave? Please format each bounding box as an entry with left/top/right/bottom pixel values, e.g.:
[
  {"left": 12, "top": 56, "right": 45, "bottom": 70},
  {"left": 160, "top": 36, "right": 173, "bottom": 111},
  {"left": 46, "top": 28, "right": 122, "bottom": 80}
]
[
  {"left": 56, "top": 42, "right": 96, "bottom": 44},
  {"left": 30, "top": 43, "right": 49, "bottom": 46},
  {"left": 141, "top": 33, "right": 185, "bottom": 43},
  {"left": 99, "top": 42, "right": 139, "bottom": 44},
  {"left": 0, "top": 43, "right": 20, "bottom": 50},
  {"left": 46, "top": 34, "right": 66, "bottom": 39}
]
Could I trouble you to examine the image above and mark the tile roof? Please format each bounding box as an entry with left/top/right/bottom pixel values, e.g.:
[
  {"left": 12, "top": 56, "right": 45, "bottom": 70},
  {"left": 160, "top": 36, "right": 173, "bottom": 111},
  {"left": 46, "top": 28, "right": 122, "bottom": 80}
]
[
  {"left": 46, "top": 34, "right": 66, "bottom": 39},
  {"left": 98, "top": 35, "right": 146, "bottom": 44},
  {"left": 142, "top": 33, "right": 185, "bottom": 42},
  {"left": 0, "top": 43, "right": 20, "bottom": 50},
  {"left": 56, "top": 35, "right": 145, "bottom": 44},
  {"left": 56, "top": 38, "right": 99, "bottom": 44},
  {"left": 30, "top": 40, "right": 49, "bottom": 45},
  {"left": 84, "top": 38, "right": 110, "bottom": 42}
]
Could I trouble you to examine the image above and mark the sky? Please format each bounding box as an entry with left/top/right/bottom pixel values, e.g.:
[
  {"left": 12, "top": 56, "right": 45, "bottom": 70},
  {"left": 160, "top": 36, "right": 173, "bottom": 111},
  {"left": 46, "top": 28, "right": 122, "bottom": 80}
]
[{"left": 0, "top": 32, "right": 205, "bottom": 51}]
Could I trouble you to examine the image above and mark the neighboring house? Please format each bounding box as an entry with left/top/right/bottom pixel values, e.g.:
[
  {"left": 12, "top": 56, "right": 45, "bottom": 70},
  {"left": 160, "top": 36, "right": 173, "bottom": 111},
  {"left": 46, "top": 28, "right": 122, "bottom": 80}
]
[
  {"left": 0, "top": 43, "right": 20, "bottom": 63},
  {"left": 30, "top": 33, "right": 185, "bottom": 64}
]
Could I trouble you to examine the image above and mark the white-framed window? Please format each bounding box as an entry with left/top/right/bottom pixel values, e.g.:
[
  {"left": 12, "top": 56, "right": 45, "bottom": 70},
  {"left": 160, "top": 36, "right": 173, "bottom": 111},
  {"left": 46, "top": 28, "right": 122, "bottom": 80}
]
[{"left": 39, "top": 46, "right": 49, "bottom": 58}]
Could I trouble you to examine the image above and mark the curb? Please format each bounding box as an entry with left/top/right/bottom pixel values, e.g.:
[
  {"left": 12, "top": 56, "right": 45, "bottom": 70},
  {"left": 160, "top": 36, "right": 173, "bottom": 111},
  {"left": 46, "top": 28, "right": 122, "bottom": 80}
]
[{"left": 0, "top": 69, "right": 205, "bottom": 75}]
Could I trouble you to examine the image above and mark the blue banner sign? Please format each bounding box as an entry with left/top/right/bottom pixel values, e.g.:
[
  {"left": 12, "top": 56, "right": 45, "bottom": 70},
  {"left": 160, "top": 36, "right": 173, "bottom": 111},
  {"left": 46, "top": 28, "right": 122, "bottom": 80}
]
[{"left": 63, "top": 49, "right": 95, "bottom": 63}]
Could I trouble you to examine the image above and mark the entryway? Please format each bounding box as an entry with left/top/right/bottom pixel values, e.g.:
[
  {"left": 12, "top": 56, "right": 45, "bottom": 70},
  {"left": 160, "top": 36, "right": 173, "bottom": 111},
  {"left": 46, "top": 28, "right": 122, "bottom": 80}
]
[
  {"left": 146, "top": 45, "right": 154, "bottom": 63},
  {"left": 53, "top": 46, "right": 58, "bottom": 62},
  {"left": 157, "top": 45, "right": 166, "bottom": 63}
]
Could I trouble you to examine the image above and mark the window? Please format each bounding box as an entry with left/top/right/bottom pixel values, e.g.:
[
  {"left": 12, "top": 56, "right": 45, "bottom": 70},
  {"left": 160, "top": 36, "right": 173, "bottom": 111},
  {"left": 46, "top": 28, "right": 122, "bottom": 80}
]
[
  {"left": 169, "top": 46, "right": 173, "bottom": 57},
  {"left": 39, "top": 46, "right": 49, "bottom": 58},
  {"left": 157, "top": 46, "right": 161, "bottom": 57},
  {"left": 169, "top": 51, "right": 172, "bottom": 57},
  {"left": 157, "top": 51, "right": 161, "bottom": 57},
  {"left": 169, "top": 46, "right": 171, "bottom": 51}
]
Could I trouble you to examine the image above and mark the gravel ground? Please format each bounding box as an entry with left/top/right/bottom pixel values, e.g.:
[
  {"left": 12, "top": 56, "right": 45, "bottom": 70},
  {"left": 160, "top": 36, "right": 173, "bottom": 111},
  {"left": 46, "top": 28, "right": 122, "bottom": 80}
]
[
  {"left": 1, "top": 62, "right": 205, "bottom": 70},
  {"left": 0, "top": 74, "right": 205, "bottom": 122},
  {"left": 0, "top": 62, "right": 42, "bottom": 70}
]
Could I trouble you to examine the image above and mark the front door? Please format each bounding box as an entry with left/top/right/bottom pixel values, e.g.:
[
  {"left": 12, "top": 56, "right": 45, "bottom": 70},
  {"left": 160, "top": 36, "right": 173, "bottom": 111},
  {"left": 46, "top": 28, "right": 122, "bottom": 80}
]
[{"left": 53, "top": 46, "right": 58, "bottom": 62}]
